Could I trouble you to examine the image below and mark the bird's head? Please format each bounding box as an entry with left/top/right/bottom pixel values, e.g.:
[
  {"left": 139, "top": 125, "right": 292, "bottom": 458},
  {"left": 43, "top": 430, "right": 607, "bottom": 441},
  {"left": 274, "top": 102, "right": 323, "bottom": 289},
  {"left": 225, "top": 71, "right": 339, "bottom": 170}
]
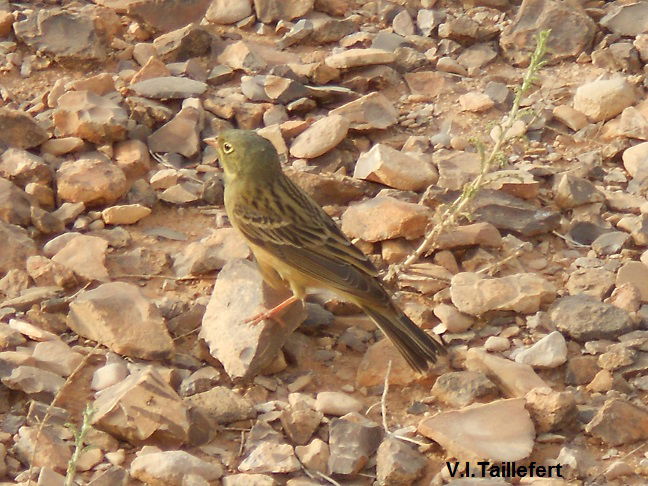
[{"left": 205, "top": 129, "right": 281, "bottom": 182}]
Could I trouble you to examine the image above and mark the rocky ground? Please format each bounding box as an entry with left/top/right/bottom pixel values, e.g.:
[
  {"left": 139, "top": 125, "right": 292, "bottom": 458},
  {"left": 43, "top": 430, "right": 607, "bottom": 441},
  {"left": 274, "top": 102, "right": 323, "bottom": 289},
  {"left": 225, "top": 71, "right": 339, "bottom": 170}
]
[{"left": 0, "top": 0, "right": 647, "bottom": 485}]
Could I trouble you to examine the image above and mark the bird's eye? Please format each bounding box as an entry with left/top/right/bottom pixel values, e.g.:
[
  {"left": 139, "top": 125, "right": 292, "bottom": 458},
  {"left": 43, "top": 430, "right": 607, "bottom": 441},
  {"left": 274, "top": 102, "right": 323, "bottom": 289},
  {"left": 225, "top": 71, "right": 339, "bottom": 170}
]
[{"left": 222, "top": 142, "right": 234, "bottom": 154}]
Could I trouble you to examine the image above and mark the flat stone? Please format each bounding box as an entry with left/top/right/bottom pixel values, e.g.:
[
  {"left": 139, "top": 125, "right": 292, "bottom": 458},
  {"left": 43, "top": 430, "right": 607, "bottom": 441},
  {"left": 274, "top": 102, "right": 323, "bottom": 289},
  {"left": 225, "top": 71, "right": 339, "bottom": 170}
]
[
  {"left": 153, "top": 23, "right": 211, "bottom": 62},
  {"left": 592, "top": 231, "right": 630, "bottom": 256},
  {"left": 418, "top": 398, "right": 535, "bottom": 461},
  {"left": 465, "top": 348, "right": 548, "bottom": 398},
  {"left": 404, "top": 71, "right": 454, "bottom": 101},
  {"left": 280, "top": 404, "right": 322, "bottom": 445},
  {"left": 222, "top": 474, "right": 277, "bottom": 486},
  {"left": 295, "top": 439, "right": 328, "bottom": 474},
  {"left": 433, "top": 303, "right": 475, "bottom": 333},
  {"left": 26, "top": 255, "right": 77, "bottom": 289},
  {"left": 565, "top": 356, "right": 600, "bottom": 386},
  {"left": 436, "top": 151, "right": 481, "bottom": 190},
  {"left": 51, "top": 234, "right": 110, "bottom": 282},
  {"left": 622, "top": 141, "right": 648, "bottom": 178},
  {"left": 130, "top": 76, "right": 208, "bottom": 99},
  {"left": 217, "top": 40, "right": 267, "bottom": 74},
  {"left": 67, "top": 281, "right": 175, "bottom": 359},
  {"left": 0, "top": 178, "right": 31, "bottom": 227},
  {"left": 122, "top": 0, "right": 211, "bottom": 32},
  {"left": 284, "top": 169, "right": 368, "bottom": 206},
  {"left": 325, "top": 48, "right": 395, "bottom": 69},
  {"left": 131, "top": 449, "right": 222, "bottom": 485},
  {"left": 469, "top": 190, "right": 561, "bottom": 237},
  {"left": 450, "top": 272, "right": 556, "bottom": 315},
  {"left": 14, "top": 425, "right": 71, "bottom": 473},
  {"left": 435, "top": 222, "right": 502, "bottom": 249}
]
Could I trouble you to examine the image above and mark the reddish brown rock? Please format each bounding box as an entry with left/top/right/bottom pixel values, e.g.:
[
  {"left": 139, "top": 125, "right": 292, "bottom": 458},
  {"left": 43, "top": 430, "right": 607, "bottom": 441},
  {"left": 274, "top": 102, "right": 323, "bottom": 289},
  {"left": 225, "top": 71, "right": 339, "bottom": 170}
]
[
  {"left": 56, "top": 155, "right": 128, "bottom": 206},
  {"left": 53, "top": 91, "right": 128, "bottom": 143},
  {"left": 68, "top": 281, "right": 175, "bottom": 360},
  {"left": 341, "top": 196, "right": 432, "bottom": 242}
]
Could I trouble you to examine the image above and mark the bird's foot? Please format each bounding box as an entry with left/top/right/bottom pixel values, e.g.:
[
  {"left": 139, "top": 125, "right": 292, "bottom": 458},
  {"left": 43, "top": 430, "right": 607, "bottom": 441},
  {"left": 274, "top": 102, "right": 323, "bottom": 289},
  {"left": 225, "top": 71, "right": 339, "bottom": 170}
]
[
  {"left": 244, "top": 295, "right": 300, "bottom": 327},
  {"left": 245, "top": 310, "right": 287, "bottom": 327}
]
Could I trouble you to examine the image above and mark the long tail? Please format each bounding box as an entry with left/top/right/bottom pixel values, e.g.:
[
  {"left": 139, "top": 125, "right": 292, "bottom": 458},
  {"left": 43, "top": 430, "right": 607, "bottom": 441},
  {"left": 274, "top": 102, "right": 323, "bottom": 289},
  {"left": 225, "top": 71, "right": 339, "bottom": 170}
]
[{"left": 358, "top": 302, "right": 446, "bottom": 373}]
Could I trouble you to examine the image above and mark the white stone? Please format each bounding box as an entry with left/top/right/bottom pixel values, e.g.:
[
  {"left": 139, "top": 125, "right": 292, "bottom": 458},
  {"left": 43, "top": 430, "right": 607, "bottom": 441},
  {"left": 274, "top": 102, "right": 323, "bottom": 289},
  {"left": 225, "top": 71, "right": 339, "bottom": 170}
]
[
  {"left": 622, "top": 141, "right": 648, "bottom": 178},
  {"left": 289, "top": 115, "right": 349, "bottom": 158},
  {"left": 315, "top": 391, "right": 363, "bottom": 416},
  {"left": 515, "top": 331, "right": 567, "bottom": 368},
  {"left": 484, "top": 336, "right": 510, "bottom": 352},
  {"left": 573, "top": 78, "right": 637, "bottom": 122}
]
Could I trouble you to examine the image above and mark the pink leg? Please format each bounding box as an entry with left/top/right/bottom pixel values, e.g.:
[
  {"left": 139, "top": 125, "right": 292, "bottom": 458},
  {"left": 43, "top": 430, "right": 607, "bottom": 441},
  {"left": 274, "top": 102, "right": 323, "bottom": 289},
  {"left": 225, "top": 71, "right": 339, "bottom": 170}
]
[{"left": 245, "top": 295, "right": 300, "bottom": 326}]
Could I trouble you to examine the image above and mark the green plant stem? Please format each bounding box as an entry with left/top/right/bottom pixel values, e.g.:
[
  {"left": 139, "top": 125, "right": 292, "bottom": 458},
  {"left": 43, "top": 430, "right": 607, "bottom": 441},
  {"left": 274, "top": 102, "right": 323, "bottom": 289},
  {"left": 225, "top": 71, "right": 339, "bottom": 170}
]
[
  {"left": 387, "top": 30, "right": 550, "bottom": 281},
  {"left": 65, "top": 404, "right": 94, "bottom": 486}
]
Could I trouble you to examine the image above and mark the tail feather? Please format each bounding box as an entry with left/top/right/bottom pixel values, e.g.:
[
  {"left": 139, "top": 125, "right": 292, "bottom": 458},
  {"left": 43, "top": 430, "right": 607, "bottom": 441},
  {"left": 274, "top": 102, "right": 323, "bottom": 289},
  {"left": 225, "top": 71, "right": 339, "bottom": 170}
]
[{"left": 359, "top": 303, "right": 446, "bottom": 373}]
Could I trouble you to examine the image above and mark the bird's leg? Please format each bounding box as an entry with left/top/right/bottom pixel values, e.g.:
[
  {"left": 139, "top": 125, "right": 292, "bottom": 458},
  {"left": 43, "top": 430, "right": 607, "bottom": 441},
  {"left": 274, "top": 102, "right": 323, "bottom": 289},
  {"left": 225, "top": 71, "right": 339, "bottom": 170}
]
[{"left": 245, "top": 295, "right": 301, "bottom": 326}]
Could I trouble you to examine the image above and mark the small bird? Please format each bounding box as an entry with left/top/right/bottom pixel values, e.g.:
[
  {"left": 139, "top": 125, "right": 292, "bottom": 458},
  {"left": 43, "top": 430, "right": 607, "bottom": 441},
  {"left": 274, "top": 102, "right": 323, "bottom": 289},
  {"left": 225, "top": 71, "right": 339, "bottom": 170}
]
[{"left": 205, "top": 129, "right": 445, "bottom": 372}]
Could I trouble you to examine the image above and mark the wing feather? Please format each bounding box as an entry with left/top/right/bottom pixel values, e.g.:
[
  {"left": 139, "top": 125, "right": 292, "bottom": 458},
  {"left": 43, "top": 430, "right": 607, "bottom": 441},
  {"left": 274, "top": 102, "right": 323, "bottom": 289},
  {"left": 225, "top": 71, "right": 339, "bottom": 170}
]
[{"left": 230, "top": 174, "right": 386, "bottom": 302}]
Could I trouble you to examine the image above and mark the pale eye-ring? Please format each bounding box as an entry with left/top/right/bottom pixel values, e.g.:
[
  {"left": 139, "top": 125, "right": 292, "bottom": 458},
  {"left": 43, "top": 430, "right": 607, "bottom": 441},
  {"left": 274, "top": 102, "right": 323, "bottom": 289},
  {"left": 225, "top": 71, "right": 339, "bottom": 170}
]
[{"left": 222, "top": 142, "right": 234, "bottom": 154}]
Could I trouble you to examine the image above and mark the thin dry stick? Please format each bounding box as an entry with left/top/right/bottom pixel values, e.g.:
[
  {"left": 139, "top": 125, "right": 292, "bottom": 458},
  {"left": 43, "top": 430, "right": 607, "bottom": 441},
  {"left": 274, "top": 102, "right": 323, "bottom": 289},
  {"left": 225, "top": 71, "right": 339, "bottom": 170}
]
[
  {"left": 113, "top": 274, "right": 217, "bottom": 281},
  {"left": 377, "top": 361, "right": 433, "bottom": 448},
  {"left": 26, "top": 342, "right": 101, "bottom": 486},
  {"left": 315, "top": 471, "right": 343, "bottom": 486},
  {"left": 386, "top": 30, "right": 551, "bottom": 282},
  {"left": 381, "top": 360, "right": 392, "bottom": 434}
]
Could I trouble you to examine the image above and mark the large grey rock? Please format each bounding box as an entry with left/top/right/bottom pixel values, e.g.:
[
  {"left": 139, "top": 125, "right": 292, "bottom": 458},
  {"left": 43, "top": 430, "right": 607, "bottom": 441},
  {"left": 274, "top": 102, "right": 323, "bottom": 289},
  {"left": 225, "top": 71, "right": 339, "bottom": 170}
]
[
  {"left": 500, "top": 0, "right": 596, "bottom": 65},
  {"left": 549, "top": 294, "right": 635, "bottom": 342}
]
